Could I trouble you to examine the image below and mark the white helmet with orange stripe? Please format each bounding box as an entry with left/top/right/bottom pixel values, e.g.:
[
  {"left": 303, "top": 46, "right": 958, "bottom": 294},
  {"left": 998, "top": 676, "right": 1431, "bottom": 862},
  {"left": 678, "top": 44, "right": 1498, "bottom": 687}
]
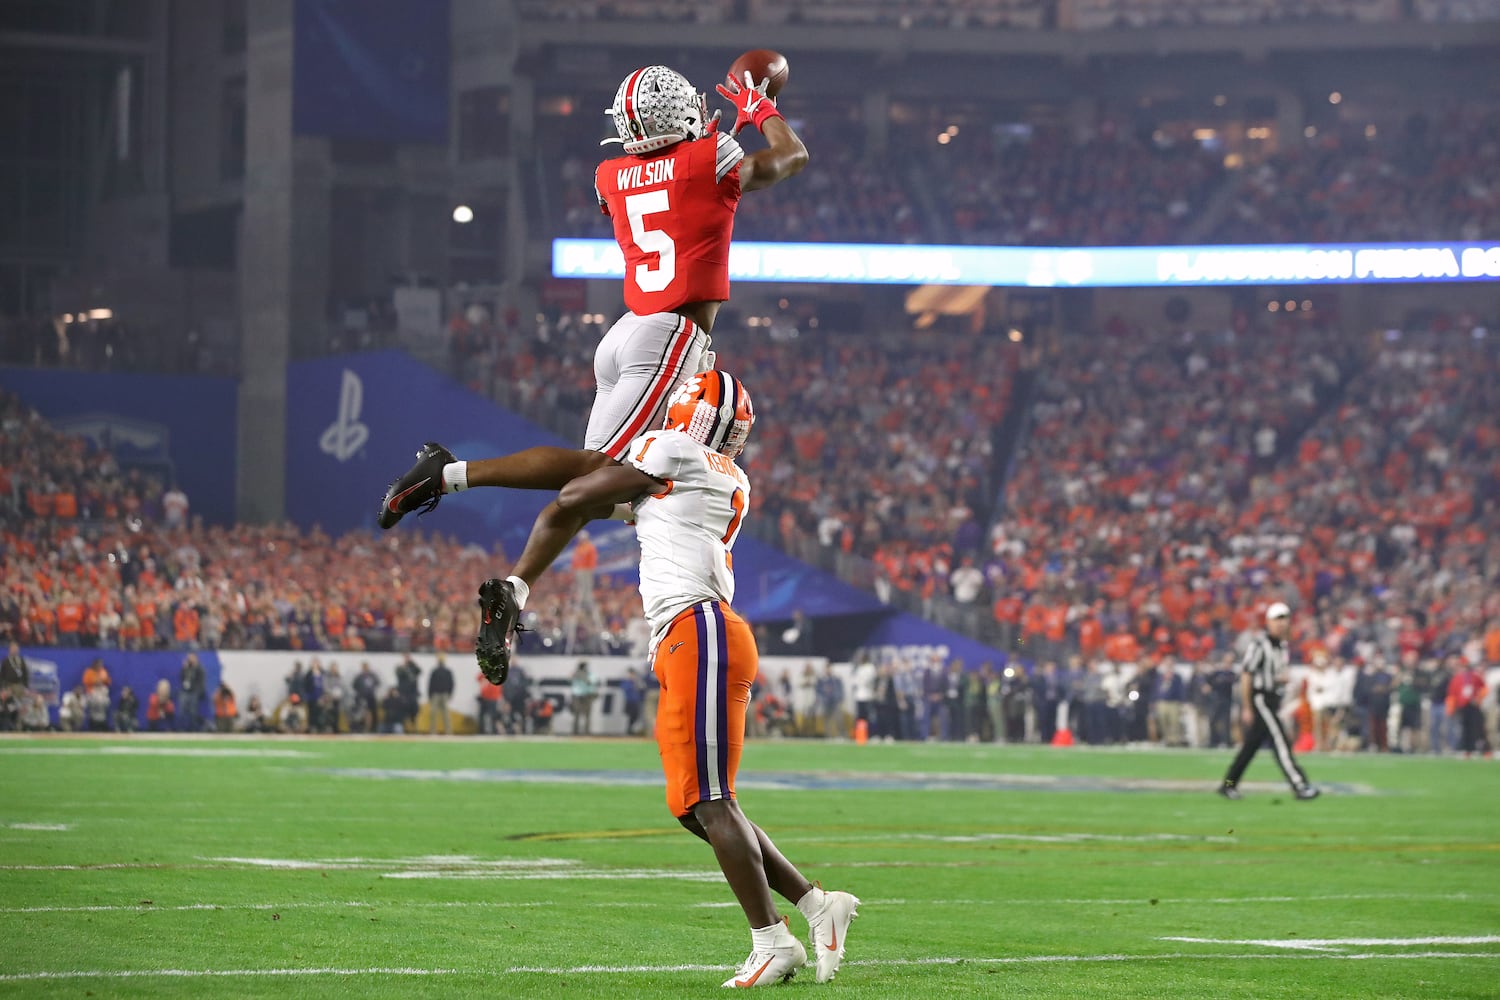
[
  {"left": 664, "top": 370, "right": 755, "bottom": 460},
  {"left": 603, "top": 65, "right": 715, "bottom": 156}
]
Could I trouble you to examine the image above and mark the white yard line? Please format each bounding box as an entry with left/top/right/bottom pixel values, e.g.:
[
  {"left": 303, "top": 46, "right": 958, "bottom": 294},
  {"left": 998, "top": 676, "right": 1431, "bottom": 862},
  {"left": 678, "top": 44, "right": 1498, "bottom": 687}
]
[
  {"left": 0, "top": 967, "right": 458, "bottom": 982},
  {"left": 5, "top": 950, "right": 1497, "bottom": 982},
  {"left": 0, "top": 747, "right": 316, "bottom": 757},
  {"left": 0, "top": 901, "right": 557, "bottom": 914},
  {"left": 1162, "top": 935, "right": 1500, "bottom": 950}
]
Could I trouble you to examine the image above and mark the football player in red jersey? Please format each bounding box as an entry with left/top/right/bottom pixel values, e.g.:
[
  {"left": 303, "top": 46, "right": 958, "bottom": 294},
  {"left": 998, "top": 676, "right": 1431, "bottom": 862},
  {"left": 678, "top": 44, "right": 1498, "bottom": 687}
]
[{"left": 377, "top": 65, "right": 807, "bottom": 682}]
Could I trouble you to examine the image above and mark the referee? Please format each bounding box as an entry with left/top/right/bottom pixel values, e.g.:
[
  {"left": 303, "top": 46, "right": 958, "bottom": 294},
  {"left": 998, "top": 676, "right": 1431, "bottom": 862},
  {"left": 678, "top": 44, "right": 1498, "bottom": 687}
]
[{"left": 1219, "top": 603, "right": 1319, "bottom": 800}]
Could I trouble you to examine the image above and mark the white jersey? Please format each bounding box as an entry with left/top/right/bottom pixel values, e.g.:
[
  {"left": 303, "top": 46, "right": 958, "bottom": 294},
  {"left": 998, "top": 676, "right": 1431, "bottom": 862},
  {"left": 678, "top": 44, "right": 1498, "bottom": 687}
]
[{"left": 625, "top": 428, "right": 750, "bottom": 636}]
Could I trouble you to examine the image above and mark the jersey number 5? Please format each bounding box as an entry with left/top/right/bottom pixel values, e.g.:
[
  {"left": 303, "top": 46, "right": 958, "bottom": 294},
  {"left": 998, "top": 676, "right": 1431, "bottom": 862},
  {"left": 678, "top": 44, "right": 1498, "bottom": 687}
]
[{"left": 625, "top": 190, "right": 675, "bottom": 294}]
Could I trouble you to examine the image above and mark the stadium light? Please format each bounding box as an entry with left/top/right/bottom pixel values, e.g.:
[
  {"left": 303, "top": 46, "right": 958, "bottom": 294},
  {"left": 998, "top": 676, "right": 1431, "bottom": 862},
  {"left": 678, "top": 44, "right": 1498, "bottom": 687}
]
[{"left": 452, "top": 205, "right": 474, "bottom": 224}]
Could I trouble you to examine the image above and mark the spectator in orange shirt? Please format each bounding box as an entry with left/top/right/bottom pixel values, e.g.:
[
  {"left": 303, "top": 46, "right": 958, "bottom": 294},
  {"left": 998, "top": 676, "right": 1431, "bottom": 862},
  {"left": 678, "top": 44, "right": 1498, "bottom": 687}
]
[
  {"left": 55, "top": 592, "right": 85, "bottom": 647},
  {"left": 213, "top": 683, "right": 238, "bottom": 733},
  {"left": 1485, "top": 619, "right": 1500, "bottom": 668},
  {"left": 173, "top": 604, "right": 201, "bottom": 648},
  {"left": 81, "top": 657, "right": 111, "bottom": 695},
  {"left": 568, "top": 530, "right": 603, "bottom": 638},
  {"left": 146, "top": 678, "right": 174, "bottom": 732},
  {"left": 992, "top": 594, "right": 1022, "bottom": 649},
  {"left": 1077, "top": 616, "right": 1103, "bottom": 658}
]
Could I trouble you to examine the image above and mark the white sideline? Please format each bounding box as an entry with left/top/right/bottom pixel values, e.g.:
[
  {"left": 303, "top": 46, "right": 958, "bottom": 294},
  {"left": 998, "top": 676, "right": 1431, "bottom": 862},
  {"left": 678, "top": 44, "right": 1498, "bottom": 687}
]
[
  {"left": 4, "top": 952, "right": 1498, "bottom": 982},
  {"left": 2, "top": 891, "right": 1483, "bottom": 914}
]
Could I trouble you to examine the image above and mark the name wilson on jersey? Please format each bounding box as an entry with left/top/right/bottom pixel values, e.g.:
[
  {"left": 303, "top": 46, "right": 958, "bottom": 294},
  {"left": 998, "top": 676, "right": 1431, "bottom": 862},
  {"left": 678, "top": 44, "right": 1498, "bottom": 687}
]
[{"left": 617, "top": 159, "right": 677, "bottom": 190}]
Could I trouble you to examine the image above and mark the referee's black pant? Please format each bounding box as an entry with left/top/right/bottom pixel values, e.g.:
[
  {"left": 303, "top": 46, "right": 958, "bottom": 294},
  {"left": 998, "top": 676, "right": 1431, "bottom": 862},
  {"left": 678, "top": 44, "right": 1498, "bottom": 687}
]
[{"left": 1224, "top": 691, "right": 1310, "bottom": 790}]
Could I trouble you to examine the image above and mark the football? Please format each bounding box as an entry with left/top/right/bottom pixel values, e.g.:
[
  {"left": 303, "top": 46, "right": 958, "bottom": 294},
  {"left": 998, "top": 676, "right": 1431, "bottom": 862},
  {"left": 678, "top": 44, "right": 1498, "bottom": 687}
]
[{"left": 727, "top": 49, "right": 789, "bottom": 99}]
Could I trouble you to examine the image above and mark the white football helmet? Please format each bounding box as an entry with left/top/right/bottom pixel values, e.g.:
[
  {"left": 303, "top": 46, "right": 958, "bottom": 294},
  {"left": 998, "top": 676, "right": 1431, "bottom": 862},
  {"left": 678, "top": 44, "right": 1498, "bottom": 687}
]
[{"left": 602, "top": 65, "right": 715, "bottom": 156}]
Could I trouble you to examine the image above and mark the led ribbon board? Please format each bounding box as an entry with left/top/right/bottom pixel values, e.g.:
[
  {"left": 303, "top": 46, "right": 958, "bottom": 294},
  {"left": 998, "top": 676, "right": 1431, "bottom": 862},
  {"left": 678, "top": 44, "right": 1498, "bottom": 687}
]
[{"left": 553, "top": 239, "right": 1500, "bottom": 287}]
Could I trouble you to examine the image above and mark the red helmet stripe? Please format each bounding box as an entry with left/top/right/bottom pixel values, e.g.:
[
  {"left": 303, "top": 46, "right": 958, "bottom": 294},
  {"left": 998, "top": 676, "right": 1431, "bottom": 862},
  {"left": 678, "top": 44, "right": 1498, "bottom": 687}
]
[{"left": 622, "top": 68, "right": 647, "bottom": 134}]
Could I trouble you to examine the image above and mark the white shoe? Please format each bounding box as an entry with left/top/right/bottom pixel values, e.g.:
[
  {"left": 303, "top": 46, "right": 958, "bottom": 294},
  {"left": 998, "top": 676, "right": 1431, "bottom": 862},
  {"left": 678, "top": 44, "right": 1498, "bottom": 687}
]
[
  {"left": 806, "top": 890, "right": 861, "bottom": 983},
  {"left": 722, "top": 938, "right": 806, "bottom": 988}
]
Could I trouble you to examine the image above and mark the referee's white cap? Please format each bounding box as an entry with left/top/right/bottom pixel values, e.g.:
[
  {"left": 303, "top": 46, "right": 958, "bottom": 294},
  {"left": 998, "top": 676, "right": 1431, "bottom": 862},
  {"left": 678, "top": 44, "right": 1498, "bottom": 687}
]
[{"left": 1266, "top": 602, "right": 1291, "bottom": 622}]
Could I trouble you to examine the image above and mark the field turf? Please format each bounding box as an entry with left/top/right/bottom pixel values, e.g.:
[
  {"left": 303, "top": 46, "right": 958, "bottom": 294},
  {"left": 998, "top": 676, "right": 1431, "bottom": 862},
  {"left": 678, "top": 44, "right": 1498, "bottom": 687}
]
[{"left": 1, "top": 735, "right": 1496, "bottom": 998}]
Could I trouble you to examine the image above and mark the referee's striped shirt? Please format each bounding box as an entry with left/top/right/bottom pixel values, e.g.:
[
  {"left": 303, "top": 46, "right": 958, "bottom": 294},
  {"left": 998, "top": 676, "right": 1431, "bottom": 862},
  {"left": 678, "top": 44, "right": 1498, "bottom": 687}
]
[{"left": 1238, "top": 632, "right": 1289, "bottom": 695}]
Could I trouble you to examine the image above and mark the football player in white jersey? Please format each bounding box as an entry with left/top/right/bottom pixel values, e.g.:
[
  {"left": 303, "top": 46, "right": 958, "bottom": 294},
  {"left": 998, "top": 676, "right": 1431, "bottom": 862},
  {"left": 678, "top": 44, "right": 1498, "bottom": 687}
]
[{"left": 504, "top": 371, "right": 859, "bottom": 987}]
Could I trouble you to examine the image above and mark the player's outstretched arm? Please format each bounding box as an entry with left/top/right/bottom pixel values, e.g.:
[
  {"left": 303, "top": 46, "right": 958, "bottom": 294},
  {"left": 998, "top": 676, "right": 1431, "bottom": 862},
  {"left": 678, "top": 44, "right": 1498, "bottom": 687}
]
[
  {"left": 557, "top": 464, "right": 661, "bottom": 514},
  {"left": 510, "top": 465, "right": 662, "bottom": 587}
]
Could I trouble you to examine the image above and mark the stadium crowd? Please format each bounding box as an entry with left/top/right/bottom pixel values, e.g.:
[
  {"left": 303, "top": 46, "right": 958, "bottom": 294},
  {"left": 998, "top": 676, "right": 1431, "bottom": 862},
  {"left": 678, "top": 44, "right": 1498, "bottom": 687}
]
[
  {"left": 734, "top": 326, "right": 1015, "bottom": 574},
  {"left": 1213, "top": 108, "right": 1500, "bottom": 244},
  {"left": 516, "top": 0, "right": 1493, "bottom": 25},
  {"left": 916, "top": 122, "right": 1225, "bottom": 247},
  {"left": 0, "top": 389, "right": 645, "bottom": 658}
]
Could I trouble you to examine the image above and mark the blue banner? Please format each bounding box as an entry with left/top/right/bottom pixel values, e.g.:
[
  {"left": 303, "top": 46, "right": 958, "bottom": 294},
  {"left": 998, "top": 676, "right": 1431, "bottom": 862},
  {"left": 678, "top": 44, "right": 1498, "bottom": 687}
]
[
  {"left": 554, "top": 238, "right": 1500, "bottom": 288},
  {"left": 285, "top": 351, "right": 560, "bottom": 557},
  {"left": 858, "top": 612, "right": 1011, "bottom": 670},
  {"left": 283, "top": 351, "right": 884, "bottom": 621},
  {"left": 293, "top": 0, "right": 449, "bottom": 143},
  {"left": 17, "top": 649, "right": 222, "bottom": 730},
  {"left": 0, "top": 366, "right": 238, "bottom": 525}
]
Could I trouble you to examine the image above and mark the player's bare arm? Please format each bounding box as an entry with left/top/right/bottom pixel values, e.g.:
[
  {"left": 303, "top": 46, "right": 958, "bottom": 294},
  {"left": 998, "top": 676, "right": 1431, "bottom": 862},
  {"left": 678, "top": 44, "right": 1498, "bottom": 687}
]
[
  {"left": 738, "top": 116, "right": 808, "bottom": 193},
  {"left": 558, "top": 463, "right": 661, "bottom": 514},
  {"left": 506, "top": 464, "right": 660, "bottom": 592}
]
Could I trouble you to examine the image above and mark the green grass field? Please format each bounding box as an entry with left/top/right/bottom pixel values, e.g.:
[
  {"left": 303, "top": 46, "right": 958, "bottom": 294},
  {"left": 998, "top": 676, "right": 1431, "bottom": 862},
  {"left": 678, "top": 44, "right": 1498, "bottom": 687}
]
[{"left": 1, "top": 734, "right": 1496, "bottom": 998}]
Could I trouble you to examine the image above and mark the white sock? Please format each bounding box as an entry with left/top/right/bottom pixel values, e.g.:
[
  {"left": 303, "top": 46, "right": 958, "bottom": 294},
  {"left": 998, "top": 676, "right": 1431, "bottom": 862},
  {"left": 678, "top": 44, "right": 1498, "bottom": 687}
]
[
  {"left": 795, "top": 885, "right": 826, "bottom": 922},
  {"left": 506, "top": 575, "right": 529, "bottom": 610},
  {"left": 441, "top": 462, "right": 468, "bottom": 494},
  {"left": 751, "top": 920, "right": 794, "bottom": 952}
]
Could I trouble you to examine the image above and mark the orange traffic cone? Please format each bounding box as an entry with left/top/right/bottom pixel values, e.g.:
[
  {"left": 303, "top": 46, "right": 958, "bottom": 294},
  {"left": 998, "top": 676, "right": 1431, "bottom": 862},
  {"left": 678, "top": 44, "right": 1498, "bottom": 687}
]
[
  {"left": 853, "top": 718, "right": 869, "bottom": 745},
  {"left": 1051, "top": 703, "right": 1073, "bottom": 746}
]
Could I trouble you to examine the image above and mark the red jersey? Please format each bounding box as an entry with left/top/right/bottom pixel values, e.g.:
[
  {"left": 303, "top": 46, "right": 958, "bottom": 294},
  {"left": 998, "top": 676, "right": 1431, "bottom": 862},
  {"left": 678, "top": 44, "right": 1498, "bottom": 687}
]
[{"left": 596, "top": 131, "right": 744, "bottom": 315}]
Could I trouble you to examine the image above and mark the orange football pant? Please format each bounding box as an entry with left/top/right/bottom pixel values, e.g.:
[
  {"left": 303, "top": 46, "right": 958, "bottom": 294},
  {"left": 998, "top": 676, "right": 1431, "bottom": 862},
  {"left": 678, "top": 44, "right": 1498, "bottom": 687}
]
[{"left": 653, "top": 600, "right": 758, "bottom": 818}]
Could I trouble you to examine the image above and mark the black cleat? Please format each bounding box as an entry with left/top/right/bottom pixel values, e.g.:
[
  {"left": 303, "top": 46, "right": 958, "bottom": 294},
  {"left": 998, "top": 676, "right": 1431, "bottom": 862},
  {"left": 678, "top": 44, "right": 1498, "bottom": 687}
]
[
  {"left": 476, "top": 578, "right": 522, "bottom": 685},
  {"left": 1217, "top": 783, "right": 1243, "bottom": 800},
  {"left": 1294, "top": 786, "right": 1321, "bottom": 801},
  {"left": 378, "top": 442, "right": 455, "bottom": 529}
]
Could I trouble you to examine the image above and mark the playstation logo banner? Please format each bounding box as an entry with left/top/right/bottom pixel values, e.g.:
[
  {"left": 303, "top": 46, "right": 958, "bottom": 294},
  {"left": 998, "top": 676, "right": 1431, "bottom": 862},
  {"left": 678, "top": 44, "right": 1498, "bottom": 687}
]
[
  {"left": 319, "top": 369, "right": 370, "bottom": 462},
  {"left": 284, "top": 351, "right": 562, "bottom": 549}
]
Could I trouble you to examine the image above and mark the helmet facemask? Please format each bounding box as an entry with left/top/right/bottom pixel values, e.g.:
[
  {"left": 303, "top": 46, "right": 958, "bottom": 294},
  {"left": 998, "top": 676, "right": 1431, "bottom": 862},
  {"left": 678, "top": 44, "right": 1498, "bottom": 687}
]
[{"left": 664, "top": 372, "right": 755, "bottom": 461}]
